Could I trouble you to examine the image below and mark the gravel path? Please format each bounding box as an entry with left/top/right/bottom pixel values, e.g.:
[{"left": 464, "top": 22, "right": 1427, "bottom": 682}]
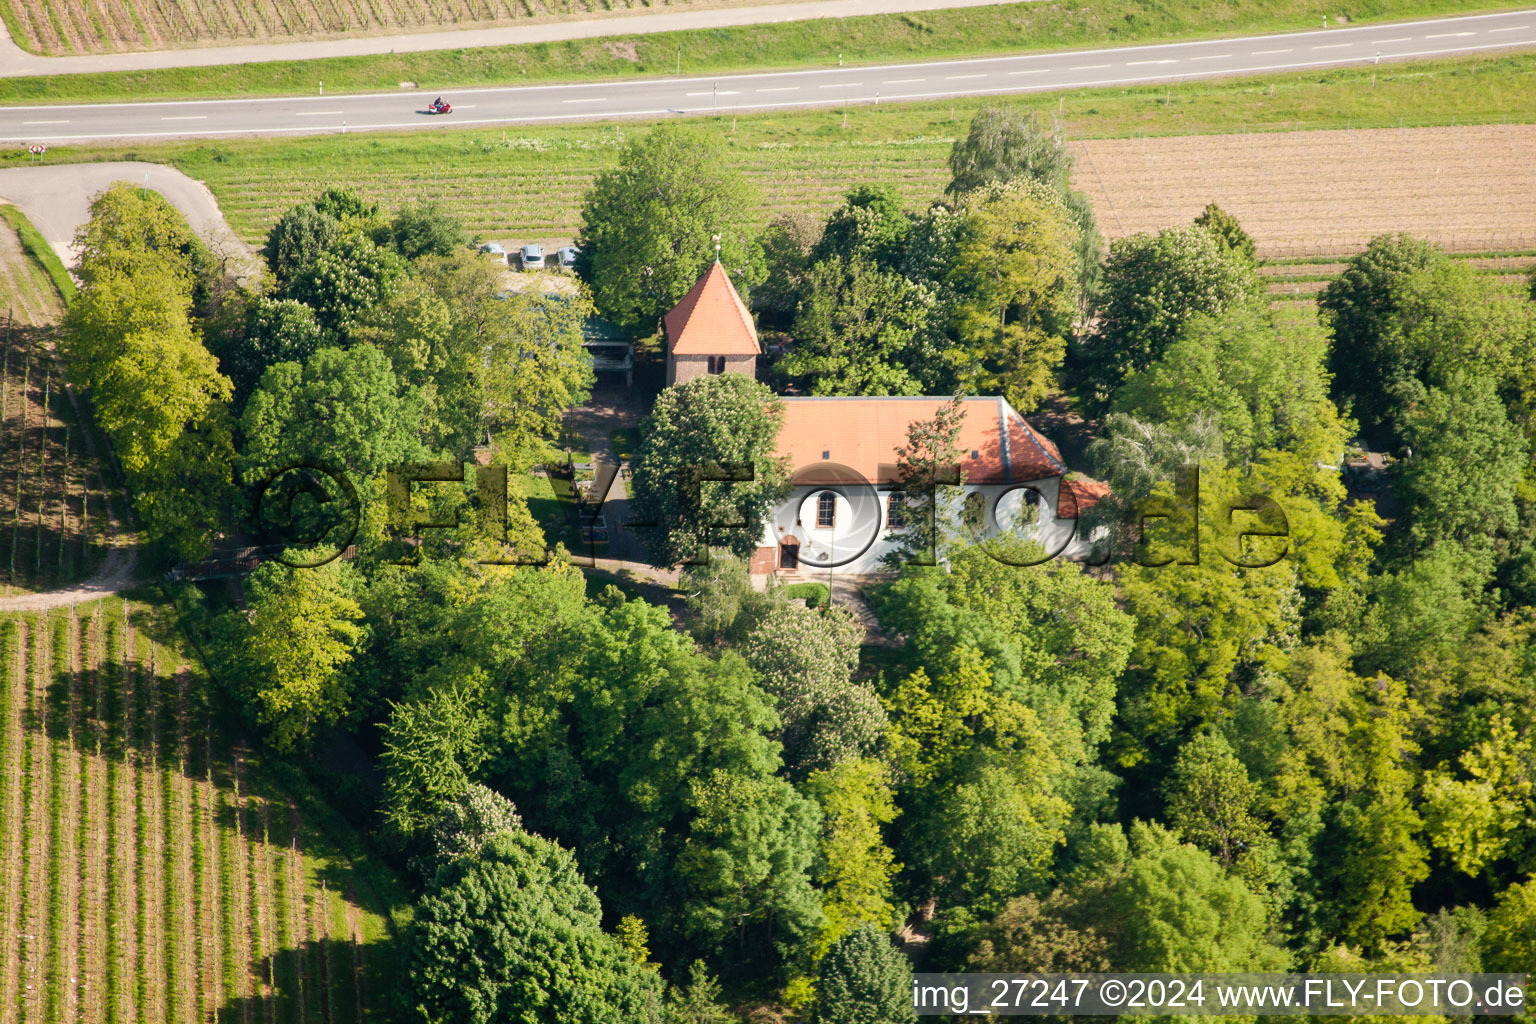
[{"left": 0, "top": 163, "right": 260, "bottom": 280}]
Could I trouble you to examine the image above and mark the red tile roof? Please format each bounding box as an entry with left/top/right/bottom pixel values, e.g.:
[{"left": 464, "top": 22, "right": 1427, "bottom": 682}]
[
  {"left": 663, "top": 261, "right": 761, "bottom": 356},
  {"left": 775, "top": 397, "right": 1067, "bottom": 485},
  {"left": 1062, "top": 476, "right": 1111, "bottom": 516}
]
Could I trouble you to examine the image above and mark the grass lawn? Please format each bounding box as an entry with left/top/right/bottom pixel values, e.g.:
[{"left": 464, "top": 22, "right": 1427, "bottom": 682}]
[
  {"left": 10, "top": 51, "right": 1533, "bottom": 246},
  {"left": 0, "top": 0, "right": 1524, "bottom": 104},
  {"left": 518, "top": 471, "right": 582, "bottom": 552}
]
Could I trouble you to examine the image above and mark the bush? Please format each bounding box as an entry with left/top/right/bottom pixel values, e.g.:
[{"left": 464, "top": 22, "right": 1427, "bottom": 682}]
[{"left": 785, "top": 582, "right": 830, "bottom": 609}]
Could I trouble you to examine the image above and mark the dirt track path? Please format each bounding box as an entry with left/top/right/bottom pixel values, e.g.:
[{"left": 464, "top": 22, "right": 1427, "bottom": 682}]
[{"left": 0, "top": 515, "right": 136, "bottom": 613}]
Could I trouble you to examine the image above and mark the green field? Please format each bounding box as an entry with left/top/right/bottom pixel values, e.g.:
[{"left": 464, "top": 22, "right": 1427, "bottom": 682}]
[
  {"left": 9, "top": 51, "right": 1532, "bottom": 248},
  {"left": 0, "top": 599, "right": 408, "bottom": 1023},
  {"left": 0, "top": 0, "right": 1523, "bottom": 104}
]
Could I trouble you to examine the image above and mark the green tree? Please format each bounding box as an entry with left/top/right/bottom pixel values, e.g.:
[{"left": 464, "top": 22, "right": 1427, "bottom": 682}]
[
  {"left": 479, "top": 289, "right": 596, "bottom": 471},
  {"left": 218, "top": 296, "right": 324, "bottom": 403},
  {"left": 1072, "top": 225, "right": 1259, "bottom": 410},
  {"left": 1087, "top": 412, "right": 1224, "bottom": 501},
  {"left": 64, "top": 245, "right": 232, "bottom": 479},
  {"left": 261, "top": 202, "right": 340, "bottom": 287},
  {"left": 882, "top": 397, "right": 966, "bottom": 569},
  {"left": 676, "top": 767, "right": 825, "bottom": 967},
  {"left": 783, "top": 255, "right": 941, "bottom": 396},
  {"left": 1163, "top": 731, "right": 1267, "bottom": 869},
  {"left": 217, "top": 560, "right": 364, "bottom": 750},
  {"left": 1483, "top": 876, "right": 1536, "bottom": 972},
  {"left": 965, "top": 891, "right": 1109, "bottom": 973},
  {"left": 577, "top": 125, "right": 763, "bottom": 330},
  {"left": 887, "top": 649, "right": 1070, "bottom": 910},
  {"left": 74, "top": 182, "right": 208, "bottom": 288},
  {"left": 130, "top": 409, "right": 241, "bottom": 557},
  {"left": 740, "top": 601, "right": 885, "bottom": 773},
  {"left": 381, "top": 684, "right": 491, "bottom": 838},
  {"left": 945, "top": 107, "right": 1102, "bottom": 308},
  {"left": 1327, "top": 674, "right": 1430, "bottom": 950},
  {"left": 241, "top": 343, "right": 428, "bottom": 487},
  {"left": 1193, "top": 202, "right": 1257, "bottom": 263},
  {"left": 946, "top": 106, "right": 1074, "bottom": 196},
  {"left": 1423, "top": 715, "right": 1535, "bottom": 878},
  {"left": 285, "top": 230, "right": 406, "bottom": 340},
  {"left": 1357, "top": 543, "right": 1483, "bottom": 679},
  {"left": 496, "top": 593, "right": 822, "bottom": 972},
  {"left": 628, "top": 374, "right": 787, "bottom": 567},
  {"left": 813, "top": 924, "right": 916, "bottom": 1024},
  {"left": 663, "top": 961, "right": 735, "bottom": 1024},
  {"left": 311, "top": 186, "right": 382, "bottom": 229},
  {"left": 1111, "top": 300, "right": 1333, "bottom": 463},
  {"left": 1110, "top": 452, "right": 1380, "bottom": 761},
  {"left": 395, "top": 250, "right": 595, "bottom": 464},
  {"left": 1115, "top": 552, "right": 1300, "bottom": 763},
  {"left": 389, "top": 200, "right": 467, "bottom": 260},
  {"left": 805, "top": 758, "right": 902, "bottom": 958},
  {"left": 1393, "top": 373, "right": 1528, "bottom": 567},
  {"left": 681, "top": 557, "right": 768, "bottom": 643},
  {"left": 1084, "top": 822, "right": 1285, "bottom": 973},
  {"left": 811, "top": 185, "right": 913, "bottom": 271},
  {"left": 421, "top": 782, "right": 523, "bottom": 874},
  {"left": 407, "top": 829, "right": 665, "bottom": 1024},
  {"left": 874, "top": 545, "right": 1133, "bottom": 770},
  {"left": 64, "top": 188, "right": 236, "bottom": 557},
  {"left": 1305, "top": 941, "right": 1450, "bottom": 1024},
  {"left": 757, "top": 211, "right": 822, "bottom": 326},
  {"left": 1319, "top": 233, "right": 1446, "bottom": 435},
  {"left": 948, "top": 179, "right": 1079, "bottom": 412}
]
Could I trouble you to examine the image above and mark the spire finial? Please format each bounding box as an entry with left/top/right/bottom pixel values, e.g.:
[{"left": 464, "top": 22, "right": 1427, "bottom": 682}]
[{"left": 713, "top": 233, "right": 721, "bottom": 260}]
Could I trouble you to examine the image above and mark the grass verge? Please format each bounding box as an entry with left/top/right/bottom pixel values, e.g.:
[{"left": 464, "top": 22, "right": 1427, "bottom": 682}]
[
  {"left": 0, "top": 0, "right": 1525, "bottom": 104},
  {"left": 0, "top": 205, "right": 75, "bottom": 304}
]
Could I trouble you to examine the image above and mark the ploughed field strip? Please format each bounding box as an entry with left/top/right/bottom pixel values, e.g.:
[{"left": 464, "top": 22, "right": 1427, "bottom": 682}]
[
  {"left": 1072, "top": 123, "right": 1536, "bottom": 258},
  {"left": 0, "top": 0, "right": 753, "bottom": 55},
  {"left": 1260, "top": 252, "right": 1536, "bottom": 311},
  {"left": 0, "top": 603, "right": 398, "bottom": 1024}
]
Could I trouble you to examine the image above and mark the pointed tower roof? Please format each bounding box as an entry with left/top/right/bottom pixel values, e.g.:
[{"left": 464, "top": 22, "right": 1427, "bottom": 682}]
[{"left": 663, "top": 261, "right": 761, "bottom": 356}]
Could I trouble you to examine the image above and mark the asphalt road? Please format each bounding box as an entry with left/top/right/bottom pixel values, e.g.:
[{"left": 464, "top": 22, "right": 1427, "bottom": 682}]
[{"left": 3, "top": 8, "right": 1534, "bottom": 143}]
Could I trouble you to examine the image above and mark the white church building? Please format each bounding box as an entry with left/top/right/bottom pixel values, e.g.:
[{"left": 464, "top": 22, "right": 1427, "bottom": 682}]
[{"left": 746, "top": 395, "right": 1107, "bottom": 576}]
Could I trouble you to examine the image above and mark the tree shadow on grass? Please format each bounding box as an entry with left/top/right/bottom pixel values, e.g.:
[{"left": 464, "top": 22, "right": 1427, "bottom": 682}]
[{"left": 215, "top": 934, "right": 402, "bottom": 1024}]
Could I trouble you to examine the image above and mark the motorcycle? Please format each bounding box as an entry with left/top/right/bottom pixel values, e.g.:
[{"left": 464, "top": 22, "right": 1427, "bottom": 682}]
[{"left": 425, "top": 100, "right": 453, "bottom": 115}]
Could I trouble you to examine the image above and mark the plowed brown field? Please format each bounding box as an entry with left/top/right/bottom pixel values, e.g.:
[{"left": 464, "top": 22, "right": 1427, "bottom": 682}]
[{"left": 1073, "top": 124, "right": 1536, "bottom": 258}]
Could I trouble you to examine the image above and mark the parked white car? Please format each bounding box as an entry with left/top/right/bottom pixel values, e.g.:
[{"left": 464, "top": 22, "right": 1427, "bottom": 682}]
[{"left": 521, "top": 244, "right": 545, "bottom": 271}]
